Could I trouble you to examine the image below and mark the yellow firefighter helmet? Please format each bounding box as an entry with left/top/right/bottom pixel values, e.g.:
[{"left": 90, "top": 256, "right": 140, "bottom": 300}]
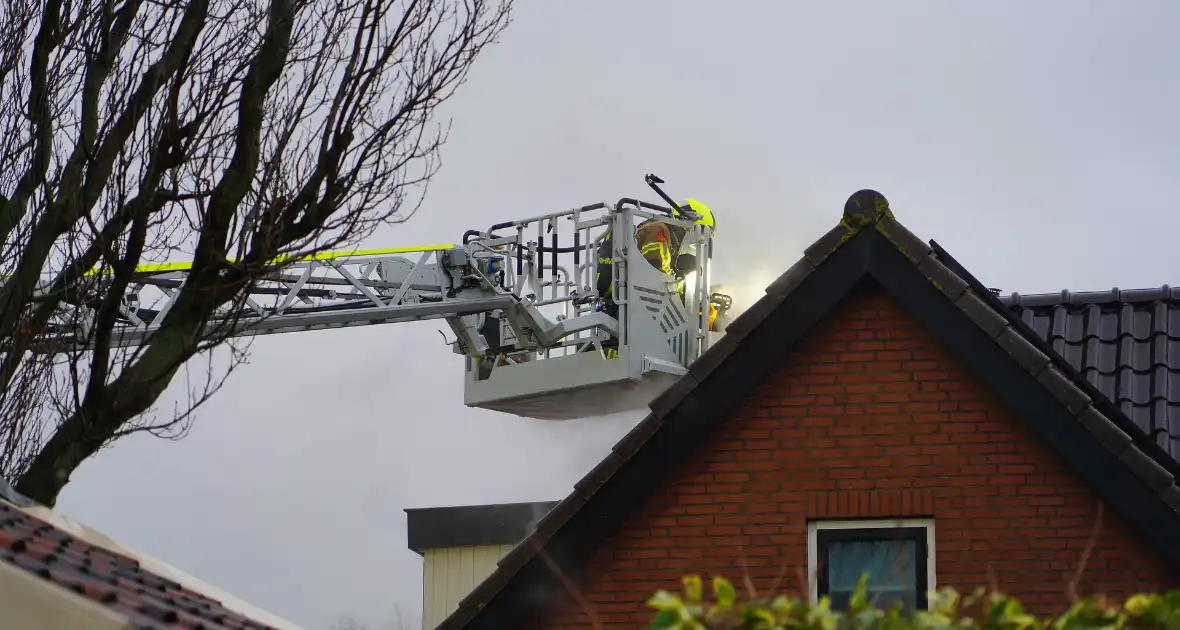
[{"left": 678, "top": 198, "right": 715, "bottom": 231}]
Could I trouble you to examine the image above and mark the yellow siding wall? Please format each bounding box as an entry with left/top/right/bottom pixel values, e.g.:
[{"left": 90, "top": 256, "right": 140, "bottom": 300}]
[{"left": 421, "top": 544, "right": 515, "bottom": 630}]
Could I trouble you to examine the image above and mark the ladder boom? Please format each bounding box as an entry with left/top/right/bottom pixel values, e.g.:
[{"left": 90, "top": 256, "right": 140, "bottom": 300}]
[{"left": 34, "top": 245, "right": 534, "bottom": 352}]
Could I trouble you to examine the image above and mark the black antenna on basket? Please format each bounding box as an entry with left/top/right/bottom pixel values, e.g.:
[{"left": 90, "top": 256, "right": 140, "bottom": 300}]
[{"left": 645, "top": 174, "right": 681, "bottom": 214}]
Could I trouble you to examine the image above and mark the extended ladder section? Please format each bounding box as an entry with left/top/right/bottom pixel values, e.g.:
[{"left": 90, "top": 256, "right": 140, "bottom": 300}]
[
  {"left": 28, "top": 199, "right": 725, "bottom": 421},
  {"left": 30, "top": 245, "right": 530, "bottom": 349}
]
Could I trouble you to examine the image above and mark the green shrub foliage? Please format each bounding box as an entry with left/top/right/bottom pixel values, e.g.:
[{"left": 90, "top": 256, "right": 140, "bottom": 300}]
[{"left": 647, "top": 574, "right": 1180, "bottom": 630}]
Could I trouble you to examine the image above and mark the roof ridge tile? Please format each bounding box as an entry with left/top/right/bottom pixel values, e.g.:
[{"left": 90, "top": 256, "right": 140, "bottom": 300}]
[
  {"left": 874, "top": 216, "right": 931, "bottom": 264},
  {"left": 955, "top": 291, "right": 1011, "bottom": 338},
  {"left": 803, "top": 223, "right": 860, "bottom": 267},
  {"left": 611, "top": 413, "right": 662, "bottom": 459},
  {"left": 765, "top": 257, "right": 817, "bottom": 298},
  {"left": 996, "top": 327, "right": 1053, "bottom": 376},
  {"left": 915, "top": 253, "right": 969, "bottom": 301},
  {"left": 1035, "top": 367, "right": 1094, "bottom": 415},
  {"left": 1119, "top": 448, "right": 1176, "bottom": 493},
  {"left": 1003, "top": 286, "right": 1180, "bottom": 308}
]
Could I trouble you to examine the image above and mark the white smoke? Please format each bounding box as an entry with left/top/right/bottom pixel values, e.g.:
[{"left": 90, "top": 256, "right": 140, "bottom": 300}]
[{"left": 711, "top": 267, "right": 782, "bottom": 322}]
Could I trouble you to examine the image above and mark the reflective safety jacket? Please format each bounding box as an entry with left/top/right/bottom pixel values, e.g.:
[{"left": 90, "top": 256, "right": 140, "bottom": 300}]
[
  {"left": 635, "top": 219, "right": 676, "bottom": 275},
  {"left": 596, "top": 219, "right": 685, "bottom": 302}
]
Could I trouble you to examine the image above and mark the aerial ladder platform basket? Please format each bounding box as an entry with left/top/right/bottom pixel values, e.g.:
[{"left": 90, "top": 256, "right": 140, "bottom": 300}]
[
  {"left": 458, "top": 197, "right": 724, "bottom": 419},
  {"left": 31, "top": 182, "right": 731, "bottom": 421}
]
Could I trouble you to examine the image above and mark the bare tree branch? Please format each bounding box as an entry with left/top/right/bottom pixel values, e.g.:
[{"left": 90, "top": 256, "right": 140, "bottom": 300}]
[{"left": 0, "top": 0, "right": 513, "bottom": 505}]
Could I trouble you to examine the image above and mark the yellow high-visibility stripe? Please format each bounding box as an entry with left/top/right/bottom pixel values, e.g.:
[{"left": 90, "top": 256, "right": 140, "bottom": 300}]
[
  {"left": 639, "top": 241, "right": 672, "bottom": 274},
  {"left": 0, "top": 244, "right": 457, "bottom": 280}
]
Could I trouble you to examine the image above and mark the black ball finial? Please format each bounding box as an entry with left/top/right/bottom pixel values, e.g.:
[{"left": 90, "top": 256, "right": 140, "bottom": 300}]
[{"left": 843, "top": 189, "right": 891, "bottom": 227}]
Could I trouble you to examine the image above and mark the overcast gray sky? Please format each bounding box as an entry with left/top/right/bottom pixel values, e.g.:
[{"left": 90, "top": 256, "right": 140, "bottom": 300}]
[{"left": 51, "top": 1, "right": 1180, "bottom": 628}]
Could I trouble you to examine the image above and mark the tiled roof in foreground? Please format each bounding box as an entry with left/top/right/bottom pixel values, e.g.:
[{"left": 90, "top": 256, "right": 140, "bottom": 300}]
[{"left": 0, "top": 476, "right": 298, "bottom": 630}]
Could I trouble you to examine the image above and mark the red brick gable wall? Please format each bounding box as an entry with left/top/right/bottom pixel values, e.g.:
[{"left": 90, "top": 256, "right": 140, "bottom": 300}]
[{"left": 522, "top": 280, "right": 1177, "bottom": 629}]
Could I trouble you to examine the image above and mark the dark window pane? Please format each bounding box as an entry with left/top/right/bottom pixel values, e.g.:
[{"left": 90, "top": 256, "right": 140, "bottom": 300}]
[
  {"left": 828, "top": 539, "right": 917, "bottom": 590},
  {"left": 823, "top": 536, "right": 922, "bottom": 612}
]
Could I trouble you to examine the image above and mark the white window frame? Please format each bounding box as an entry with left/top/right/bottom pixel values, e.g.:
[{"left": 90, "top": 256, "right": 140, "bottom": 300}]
[{"left": 806, "top": 518, "right": 936, "bottom": 610}]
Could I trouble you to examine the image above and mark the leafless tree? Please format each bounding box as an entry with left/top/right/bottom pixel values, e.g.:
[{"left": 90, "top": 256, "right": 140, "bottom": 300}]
[{"left": 0, "top": 0, "right": 513, "bottom": 506}]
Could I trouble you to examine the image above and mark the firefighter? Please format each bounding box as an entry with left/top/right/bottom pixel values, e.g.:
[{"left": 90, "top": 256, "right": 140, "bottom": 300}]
[
  {"left": 593, "top": 199, "right": 717, "bottom": 359},
  {"left": 594, "top": 228, "right": 622, "bottom": 360},
  {"left": 597, "top": 198, "right": 715, "bottom": 300},
  {"left": 636, "top": 198, "right": 716, "bottom": 312}
]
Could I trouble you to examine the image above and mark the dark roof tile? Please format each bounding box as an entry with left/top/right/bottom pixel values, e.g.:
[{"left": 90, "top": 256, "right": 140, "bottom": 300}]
[
  {"left": 916, "top": 252, "right": 969, "bottom": 301},
  {"left": 803, "top": 223, "right": 858, "bottom": 266},
  {"left": 1035, "top": 366, "right": 1093, "bottom": 415},
  {"left": 456, "top": 564, "right": 511, "bottom": 618},
  {"left": 1000, "top": 289, "right": 1180, "bottom": 461},
  {"left": 611, "top": 414, "right": 662, "bottom": 460},
  {"left": 496, "top": 531, "right": 546, "bottom": 574},
  {"left": 719, "top": 292, "right": 781, "bottom": 344},
  {"left": 874, "top": 216, "right": 931, "bottom": 263},
  {"left": 1160, "top": 485, "right": 1180, "bottom": 514},
  {"left": 1077, "top": 404, "right": 1134, "bottom": 454},
  {"left": 996, "top": 326, "right": 1053, "bottom": 376},
  {"left": 764, "top": 257, "right": 816, "bottom": 298},
  {"left": 687, "top": 335, "right": 738, "bottom": 382},
  {"left": 1118, "top": 448, "right": 1175, "bottom": 492},
  {"left": 534, "top": 495, "right": 585, "bottom": 539},
  {"left": 955, "top": 290, "right": 1011, "bottom": 339},
  {"left": 648, "top": 374, "right": 697, "bottom": 420},
  {"left": 572, "top": 452, "right": 626, "bottom": 501}
]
